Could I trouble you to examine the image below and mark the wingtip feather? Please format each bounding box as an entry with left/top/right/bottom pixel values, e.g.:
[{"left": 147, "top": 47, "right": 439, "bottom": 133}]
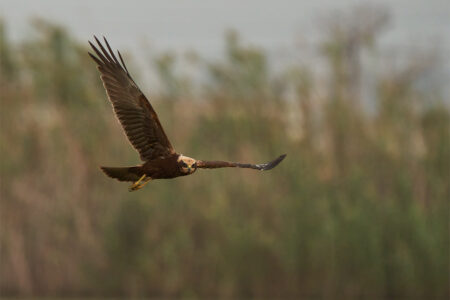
[{"left": 262, "top": 154, "right": 287, "bottom": 171}]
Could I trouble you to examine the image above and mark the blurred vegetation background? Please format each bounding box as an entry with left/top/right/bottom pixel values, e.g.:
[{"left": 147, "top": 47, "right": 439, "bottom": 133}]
[{"left": 0, "top": 8, "right": 449, "bottom": 299}]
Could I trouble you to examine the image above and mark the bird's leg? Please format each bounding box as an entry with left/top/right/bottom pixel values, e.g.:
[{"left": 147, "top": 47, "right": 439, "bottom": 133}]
[
  {"left": 129, "top": 176, "right": 152, "bottom": 192},
  {"left": 136, "top": 177, "right": 152, "bottom": 191},
  {"left": 128, "top": 174, "right": 146, "bottom": 191}
]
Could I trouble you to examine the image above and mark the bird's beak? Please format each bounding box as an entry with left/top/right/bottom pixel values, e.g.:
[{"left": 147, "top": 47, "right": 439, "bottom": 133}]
[{"left": 188, "top": 164, "right": 195, "bottom": 172}]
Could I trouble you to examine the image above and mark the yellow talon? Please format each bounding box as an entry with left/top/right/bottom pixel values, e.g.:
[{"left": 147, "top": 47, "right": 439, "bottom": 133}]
[
  {"left": 128, "top": 174, "right": 146, "bottom": 191},
  {"left": 128, "top": 175, "right": 152, "bottom": 192},
  {"left": 138, "top": 178, "right": 152, "bottom": 189}
]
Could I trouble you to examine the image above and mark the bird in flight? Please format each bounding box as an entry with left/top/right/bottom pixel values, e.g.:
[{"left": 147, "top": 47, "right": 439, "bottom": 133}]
[{"left": 88, "top": 37, "right": 286, "bottom": 191}]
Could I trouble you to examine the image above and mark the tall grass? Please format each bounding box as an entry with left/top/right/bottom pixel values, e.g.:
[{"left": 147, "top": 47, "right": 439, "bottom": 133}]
[{"left": 0, "top": 14, "right": 449, "bottom": 298}]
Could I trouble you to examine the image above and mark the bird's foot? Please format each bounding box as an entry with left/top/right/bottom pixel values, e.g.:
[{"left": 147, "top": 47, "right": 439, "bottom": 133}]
[
  {"left": 128, "top": 174, "right": 146, "bottom": 192},
  {"left": 128, "top": 184, "right": 140, "bottom": 192},
  {"left": 128, "top": 176, "right": 151, "bottom": 192}
]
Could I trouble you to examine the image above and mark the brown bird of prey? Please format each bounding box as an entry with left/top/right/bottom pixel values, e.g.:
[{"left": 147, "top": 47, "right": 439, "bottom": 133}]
[{"left": 88, "top": 37, "right": 286, "bottom": 191}]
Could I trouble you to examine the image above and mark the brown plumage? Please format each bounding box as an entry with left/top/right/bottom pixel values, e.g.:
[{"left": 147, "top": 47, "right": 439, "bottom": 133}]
[{"left": 89, "top": 37, "right": 286, "bottom": 191}]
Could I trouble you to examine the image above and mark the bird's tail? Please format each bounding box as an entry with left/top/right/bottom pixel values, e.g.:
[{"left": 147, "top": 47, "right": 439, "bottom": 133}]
[{"left": 100, "top": 166, "right": 144, "bottom": 182}]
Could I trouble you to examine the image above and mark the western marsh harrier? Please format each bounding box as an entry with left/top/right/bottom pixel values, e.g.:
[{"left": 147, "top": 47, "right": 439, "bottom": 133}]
[{"left": 88, "top": 37, "right": 286, "bottom": 191}]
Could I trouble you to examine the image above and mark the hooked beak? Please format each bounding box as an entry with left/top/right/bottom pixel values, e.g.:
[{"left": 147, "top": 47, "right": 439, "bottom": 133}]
[{"left": 188, "top": 163, "right": 197, "bottom": 172}]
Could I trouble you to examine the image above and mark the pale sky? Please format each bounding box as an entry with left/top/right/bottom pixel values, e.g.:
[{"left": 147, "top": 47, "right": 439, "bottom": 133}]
[
  {"left": 2, "top": 0, "right": 449, "bottom": 53},
  {"left": 1, "top": 0, "right": 449, "bottom": 93}
]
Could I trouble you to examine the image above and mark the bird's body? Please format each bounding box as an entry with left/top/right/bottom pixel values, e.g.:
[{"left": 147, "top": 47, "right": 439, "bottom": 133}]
[
  {"left": 88, "top": 37, "right": 286, "bottom": 191},
  {"left": 101, "top": 154, "right": 194, "bottom": 182}
]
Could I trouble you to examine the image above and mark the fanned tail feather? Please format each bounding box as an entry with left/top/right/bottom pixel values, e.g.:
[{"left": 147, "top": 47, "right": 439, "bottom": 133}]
[{"left": 100, "top": 166, "right": 143, "bottom": 182}]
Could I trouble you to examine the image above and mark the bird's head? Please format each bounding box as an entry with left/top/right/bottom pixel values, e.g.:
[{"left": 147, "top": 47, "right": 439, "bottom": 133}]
[{"left": 178, "top": 155, "right": 198, "bottom": 174}]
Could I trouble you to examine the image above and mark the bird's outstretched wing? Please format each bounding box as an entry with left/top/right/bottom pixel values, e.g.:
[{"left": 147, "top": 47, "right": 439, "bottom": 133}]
[
  {"left": 89, "top": 36, "right": 175, "bottom": 161},
  {"left": 197, "top": 154, "right": 286, "bottom": 171}
]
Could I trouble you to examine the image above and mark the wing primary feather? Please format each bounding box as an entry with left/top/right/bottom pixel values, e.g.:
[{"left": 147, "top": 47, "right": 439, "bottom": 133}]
[
  {"left": 117, "top": 50, "right": 130, "bottom": 74},
  {"left": 88, "top": 52, "right": 103, "bottom": 66},
  {"left": 103, "top": 36, "right": 121, "bottom": 65},
  {"left": 94, "top": 36, "right": 114, "bottom": 63},
  {"left": 88, "top": 42, "right": 103, "bottom": 62},
  {"left": 89, "top": 41, "right": 109, "bottom": 65},
  {"left": 256, "top": 154, "right": 287, "bottom": 170}
]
